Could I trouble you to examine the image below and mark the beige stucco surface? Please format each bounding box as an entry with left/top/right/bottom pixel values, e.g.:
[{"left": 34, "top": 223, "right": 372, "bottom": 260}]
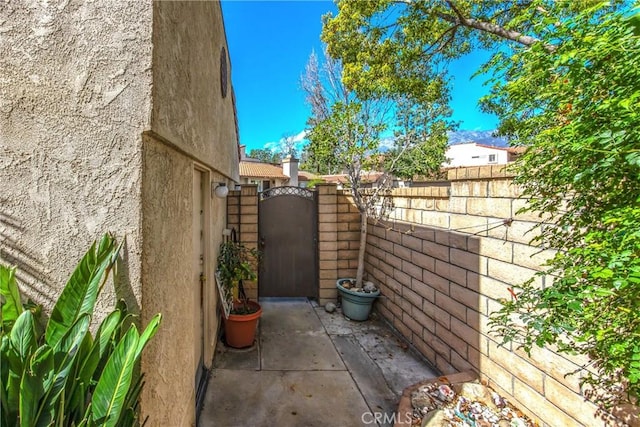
[
  {"left": 151, "top": 1, "right": 239, "bottom": 182},
  {"left": 2, "top": 1, "right": 239, "bottom": 426},
  {"left": 0, "top": 0, "right": 151, "bottom": 316},
  {"left": 141, "top": 135, "right": 197, "bottom": 425}
]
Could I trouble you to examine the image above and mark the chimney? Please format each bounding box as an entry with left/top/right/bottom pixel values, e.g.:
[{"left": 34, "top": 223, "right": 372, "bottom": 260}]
[
  {"left": 239, "top": 144, "right": 247, "bottom": 160},
  {"left": 282, "top": 155, "right": 299, "bottom": 187}
]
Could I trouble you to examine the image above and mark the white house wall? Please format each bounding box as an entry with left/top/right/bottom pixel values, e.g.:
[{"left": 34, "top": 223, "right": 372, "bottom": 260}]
[{"left": 446, "top": 143, "right": 509, "bottom": 167}]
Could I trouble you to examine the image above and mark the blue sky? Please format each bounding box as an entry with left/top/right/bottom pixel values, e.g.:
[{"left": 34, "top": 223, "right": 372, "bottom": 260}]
[{"left": 221, "top": 1, "right": 500, "bottom": 153}]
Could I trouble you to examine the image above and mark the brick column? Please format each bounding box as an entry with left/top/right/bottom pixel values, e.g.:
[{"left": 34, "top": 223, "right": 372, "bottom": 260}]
[
  {"left": 227, "top": 189, "right": 240, "bottom": 232},
  {"left": 316, "top": 184, "right": 339, "bottom": 305},
  {"left": 239, "top": 185, "right": 259, "bottom": 299}
]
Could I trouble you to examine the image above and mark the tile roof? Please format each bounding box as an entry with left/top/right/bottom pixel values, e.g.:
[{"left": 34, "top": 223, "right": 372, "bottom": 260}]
[
  {"left": 298, "top": 171, "right": 320, "bottom": 181},
  {"left": 239, "top": 161, "right": 288, "bottom": 179}
]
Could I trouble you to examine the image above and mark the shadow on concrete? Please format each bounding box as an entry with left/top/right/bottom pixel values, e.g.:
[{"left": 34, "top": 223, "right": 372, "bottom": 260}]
[{"left": 199, "top": 298, "right": 437, "bottom": 427}]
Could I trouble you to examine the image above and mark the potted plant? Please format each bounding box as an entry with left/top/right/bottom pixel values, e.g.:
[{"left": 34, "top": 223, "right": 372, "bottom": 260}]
[
  {"left": 216, "top": 236, "right": 262, "bottom": 348},
  {"left": 336, "top": 278, "right": 381, "bottom": 321}
]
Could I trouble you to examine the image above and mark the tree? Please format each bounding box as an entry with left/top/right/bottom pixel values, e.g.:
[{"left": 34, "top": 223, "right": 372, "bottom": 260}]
[
  {"left": 323, "top": 0, "right": 639, "bottom": 413},
  {"left": 248, "top": 148, "right": 280, "bottom": 164},
  {"left": 302, "top": 48, "right": 449, "bottom": 287},
  {"left": 279, "top": 133, "right": 299, "bottom": 159},
  {"left": 485, "top": 4, "right": 640, "bottom": 413},
  {"left": 302, "top": 49, "right": 392, "bottom": 287},
  {"left": 322, "top": 1, "right": 588, "bottom": 99}
]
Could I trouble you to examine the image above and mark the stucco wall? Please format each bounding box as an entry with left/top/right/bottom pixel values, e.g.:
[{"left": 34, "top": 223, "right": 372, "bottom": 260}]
[
  {"left": 140, "top": 135, "right": 197, "bottom": 426},
  {"left": 151, "top": 1, "right": 239, "bottom": 182},
  {"left": 1, "top": 2, "right": 239, "bottom": 426},
  {"left": 0, "top": 0, "right": 152, "bottom": 316},
  {"left": 446, "top": 143, "right": 509, "bottom": 167},
  {"left": 140, "top": 2, "right": 239, "bottom": 425}
]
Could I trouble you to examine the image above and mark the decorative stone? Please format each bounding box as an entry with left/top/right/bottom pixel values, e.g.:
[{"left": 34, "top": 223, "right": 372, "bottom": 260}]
[
  {"left": 453, "top": 382, "right": 497, "bottom": 411},
  {"left": 421, "top": 409, "right": 447, "bottom": 427},
  {"left": 324, "top": 302, "right": 336, "bottom": 313},
  {"left": 363, "top": 281, "right": 378, "bottom": 292},
  {"left": 410, "top": 381, "right": 536, "bottom": 427}
]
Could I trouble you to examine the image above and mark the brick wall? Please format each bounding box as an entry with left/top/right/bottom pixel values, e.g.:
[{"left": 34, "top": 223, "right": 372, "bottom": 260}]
[
  {"left": 226, "top": 185, "right": 259, "bottom": 299},
  {"left": 316, "top": 184, "right": 361, "bottom": 304},
  {"left": 229, "top": 176, "right": 637, "bottom": 426},
  {"left": 364, "top": 166, "right": 614, "bottom": 426}
]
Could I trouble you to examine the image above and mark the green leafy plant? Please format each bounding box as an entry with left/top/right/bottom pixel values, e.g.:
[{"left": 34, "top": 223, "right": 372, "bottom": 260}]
[
  {"left": 216, "top": 237, "right": 259, "bottom": 315},
  {"left": 484, "top": 3, "right": 640, "bottom": 414},
  {"left": 0, "top": 234, "right": 161, "bottom": 427},
  {"left": 302, "top": 48, "right": 449, "bottom": 288},
  {"left": 323, "top": 0, "right": 639, "bottom": 415}
]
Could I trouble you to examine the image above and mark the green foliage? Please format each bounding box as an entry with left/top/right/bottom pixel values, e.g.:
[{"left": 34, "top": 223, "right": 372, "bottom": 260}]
[
  {"left": 0, "top": 234, "right": 161, "bottom": 427},
  {"left": 385, "top": 99, "right": 451, "bottom": 180},
  {"left": 248, "top": 148, "right": 280, "bottom": 164},
  {"left": 325, "top": 0, "right": 640, "bottom": 414},
  {"left": 485, "top": 3, "right": 640, "bottom": 411},
  {"left": 216, "top": 239, "right": 259, "bottom": 314},
  {"left": 321, "top": 0, "right": 554, "bottom": 102}
]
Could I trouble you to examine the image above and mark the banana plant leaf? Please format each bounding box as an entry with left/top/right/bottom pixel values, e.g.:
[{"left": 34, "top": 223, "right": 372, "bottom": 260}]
[
  {"left": 0, "top": 265, "right": 23, "bottom": 333},
  {"left": 33, "top": 314, "right": 90, "bottom": 427},
  {"left": 45, "top": 234, "right": 121, "bottom": 348}
]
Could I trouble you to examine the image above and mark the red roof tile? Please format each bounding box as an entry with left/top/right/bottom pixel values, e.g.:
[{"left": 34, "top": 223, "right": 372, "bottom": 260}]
[{"left": 239, "top": 161, "right": 288, "bottom": 179}]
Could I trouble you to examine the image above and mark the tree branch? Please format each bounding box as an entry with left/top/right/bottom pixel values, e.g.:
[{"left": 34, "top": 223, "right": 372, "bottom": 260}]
[{"left": 439, "top": 1, "right": 556, "bottom": 51}]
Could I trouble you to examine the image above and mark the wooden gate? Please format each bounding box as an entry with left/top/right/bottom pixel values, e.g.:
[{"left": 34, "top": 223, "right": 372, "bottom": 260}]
[{"left": 258, "top": 186, "right": 318, "bottom": 298}]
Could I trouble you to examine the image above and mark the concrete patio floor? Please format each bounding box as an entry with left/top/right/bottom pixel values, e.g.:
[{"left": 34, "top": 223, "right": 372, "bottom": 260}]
[{"left": 198, "top": 298, "right": 438, "bottom": 427}]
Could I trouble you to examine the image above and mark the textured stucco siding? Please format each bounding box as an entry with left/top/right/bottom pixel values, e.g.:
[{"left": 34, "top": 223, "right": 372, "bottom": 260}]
[
  {"left": 140, "top": 2, "right": 238, "bottom": 425},
  {"left": 140, "top": 136, "right": 197, "bottom": 426},
  {"left": 151, "top": 1, "right": 239, "bottom": 181},
  {"left": 1, "top": 2, "right": 237, "bottom": 425},
  {"left": 0, "top": 1, "right": 152, "bottom": 314}
]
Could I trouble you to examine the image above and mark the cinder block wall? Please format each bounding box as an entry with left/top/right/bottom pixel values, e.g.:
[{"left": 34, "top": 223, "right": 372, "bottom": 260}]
[
  {"left": 231, "top": 175, "right": 635, "bottom": 425},
  {"left": 317, "top": 184, "right": 362, "bottom": 304},
  {"left": 226, "top": 185, "right": 259, "bottom": 299},
  {"left": 364, "top": 166, "right": 608, "bottom": 426}
]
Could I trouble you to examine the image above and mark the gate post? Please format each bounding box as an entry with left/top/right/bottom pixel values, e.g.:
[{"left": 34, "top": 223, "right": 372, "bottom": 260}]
[
  {"left": 317, "top": 184, "right": 339, "bottom": 305},
  {"left": 227, "top": 185, "right": 258, "bottom": 300},
  {"left": 240, "top": 185, "right": 259, "bottom": 299}
]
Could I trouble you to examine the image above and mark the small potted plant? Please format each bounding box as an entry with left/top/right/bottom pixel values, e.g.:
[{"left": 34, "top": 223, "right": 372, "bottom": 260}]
[{"left": 216, "top": 235, "right": 262, "bottom": 348}]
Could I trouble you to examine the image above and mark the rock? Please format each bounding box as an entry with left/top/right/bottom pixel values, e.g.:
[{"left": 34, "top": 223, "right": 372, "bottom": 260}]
[
  {"left": 421, "top": 409, "right": 447, "bottom": 427},
  {"left": 324, "top": 302, "right": 336, "bottom": 313},
  {"left": 363, "top": 281, "right": 378, "bottom": 292},
  {"left": 411, "top": 391, "right": 435, "bottom": 414},
  {"left": 453, "top": 382, "right": 497, "bottom": 411},
  {"left": 437, "top": 384, "right": 455, "bottom": 402}
]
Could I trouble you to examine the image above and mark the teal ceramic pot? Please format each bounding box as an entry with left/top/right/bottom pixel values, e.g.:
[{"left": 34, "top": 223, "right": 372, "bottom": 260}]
[{"left": 336, "top": 278, "right": 380, "bottom": 321}]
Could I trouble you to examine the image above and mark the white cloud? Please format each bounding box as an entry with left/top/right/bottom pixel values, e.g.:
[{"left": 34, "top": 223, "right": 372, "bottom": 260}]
[
  {"left": 291, "top": 130, "right": 308, "bottom": 143},
  {"left": 262, "top": 130, "right": 309, "bottom": 154}
]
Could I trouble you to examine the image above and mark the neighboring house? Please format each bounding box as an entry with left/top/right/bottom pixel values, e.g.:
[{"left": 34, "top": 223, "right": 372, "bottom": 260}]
[
  {"left": 1, "top": 2, "right": 237, "bottom": 425},
  {"left": 298, "top": 170, "right": 321, "bottom": 188},
  {"left": 239, "top": 145, "right": 300, "bottom": 190},
  {"left": 239, "top": 161, "right": 290, "bottom": 191},
  {"left": 445, "top": 142, "right": 522, "bottom": 167}
]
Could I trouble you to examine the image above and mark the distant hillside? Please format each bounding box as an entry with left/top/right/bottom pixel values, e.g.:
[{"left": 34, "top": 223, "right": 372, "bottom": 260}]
[{"left": 447, "top": 130, "right": 508, "bottom": 147}]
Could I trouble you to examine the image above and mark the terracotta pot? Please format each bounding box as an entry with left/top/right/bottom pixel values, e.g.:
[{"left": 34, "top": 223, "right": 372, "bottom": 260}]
[{"left": 224, "top": 301, "right": 262, "bottom": 348}]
